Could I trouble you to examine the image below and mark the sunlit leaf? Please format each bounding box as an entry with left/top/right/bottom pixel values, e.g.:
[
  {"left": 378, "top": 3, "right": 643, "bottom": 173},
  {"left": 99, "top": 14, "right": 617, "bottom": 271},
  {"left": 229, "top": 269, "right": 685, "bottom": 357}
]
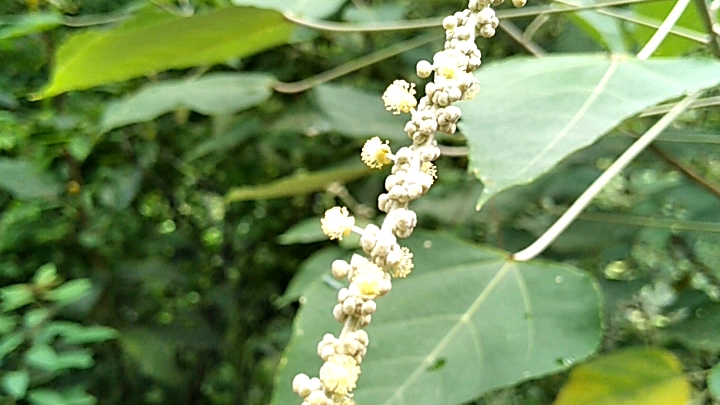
[
  {"left": 271, "top": 231, "right": 602, "bottom": 405},
  {"left": 225, "top": 162, "right": 372, "bottom": 203},
  {"left": 27, "top": 389, "right": 68, "bottom": 405},
  {"left": 42, "top": 279, "right": 92, "bottom": 306},
  {"left": 554, "top": 347, "right": 690, "bottom": 405},
  {"left": 459, "top": 54, "right": 720, "bottom": 209},
  {"left": 25, "top": 344, "right": 59, "bottom": 372},
  {"left": 101, "top": 73, "right": 276, "bottom": 131},
  {"left": 0, "top": 158, "right": 62, "bottom": 200},
  {"left": 35, "top": 7, "right": 293, "bottom": 98},
  {"left": 231, "top": 0, "right": 346, "bottom": 19},
  {"left": 708, "top": 362, "right": 720, "bottom": 400}
]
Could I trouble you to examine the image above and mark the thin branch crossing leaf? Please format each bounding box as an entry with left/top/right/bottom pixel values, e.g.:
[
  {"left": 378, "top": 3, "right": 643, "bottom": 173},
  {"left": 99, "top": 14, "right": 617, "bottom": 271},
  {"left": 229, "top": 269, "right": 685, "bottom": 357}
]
[
  {"left": 459, "top": 54, "right": 720, "bottom": 209},
  {"left": 271, "top": 231, "right": 602, "bottom": 405}
]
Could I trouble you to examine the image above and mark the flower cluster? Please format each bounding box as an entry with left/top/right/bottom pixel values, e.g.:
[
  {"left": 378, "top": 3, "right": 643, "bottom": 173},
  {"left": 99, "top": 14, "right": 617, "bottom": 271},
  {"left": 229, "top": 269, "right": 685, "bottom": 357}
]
[{"left": 293, "top": 0, "right": 525, "bottom": 403}]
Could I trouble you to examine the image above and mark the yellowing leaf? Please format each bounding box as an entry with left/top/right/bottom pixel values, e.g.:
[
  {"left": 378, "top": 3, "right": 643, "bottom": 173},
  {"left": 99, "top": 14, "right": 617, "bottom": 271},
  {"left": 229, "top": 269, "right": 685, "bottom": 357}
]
[{"left": 554, "top": 347, "right": 690, "bottom": 405}]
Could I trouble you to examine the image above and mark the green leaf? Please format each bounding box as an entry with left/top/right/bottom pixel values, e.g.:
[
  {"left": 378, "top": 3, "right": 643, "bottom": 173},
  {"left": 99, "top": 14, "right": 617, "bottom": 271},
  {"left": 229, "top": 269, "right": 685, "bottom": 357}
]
[
  {"left": 0, "top": 314, "right": 17, "bottom": 334},
  {"left": 708, "top": 362, "right": 720, "bottom": 401},
  {"left": 631, "top": 2, "right": 704, "bottom": 56},
  {"left": 554, "top": 347, "right": 690, "bottom": 405},
  {"left": 32, "top": 263, "right": 58, "bottom": 288},
  {"left": 660, "top": 294, "right": 720, "bottom": 351},
  {"left": 42, "top": 279, "right": 91, "bottom": 306},
  {"left": 1, "top": 284, "right": 34, "bottom": 312},
  {"left": 0, "top": 332, "right": 24, "bottom": 361},
  {"left": 0, "top": 158, "right": 62, "bottom": 200},
  {"left": 55, "top": 349, "right": 94, "bottom": 370},
  {"left": 27, "top": 389, "right": 68, "bottom": 405},
  {"left": 25, "top": 344, "right": 59, "bottom": 372},
  {"left": 184, "top": 118, "right": 260, "bottom": 161},
  {"left": 231, "top": 0, "right": 346, "bottom": 19},
  {"left": 277, "top": 217, "right": 327, "bottom": 245},
  {"left": 225, "top": 162, "right": 371, "bottom": 203},
  {"left": 314, "top": 84, "right": 410, "bottom": 140},
  {"left": 0, "top": 12, "right": 64, "bottom": 40},
  {"left": 570, "top": 11, "right": 627, "bottom": 53},
  {"left": 120, "top": 327, "right": 184, "bottom": 386},
  {"left": 271, "top": 231, "right": 602, "bottom": 405},
  {"left": 459, "top": 55, "right": 720, "bottom": 209},
  {"left": 59, "top": 387, "right": 96, "bottom": 405},
  {"left": 101, "top": 72, "right": 276, "bottom": 131},
  {"left": 276, "top": 246, "right": 346, "bottom": 307},
  {"left": 35, "top": 7, "right": 293, "bottom": 98},
  {"left": 59, "top": 325, "right": 119, "bottom": 345},
  {"left": 24, "top": 308, "right": 51, "bottom": 329},
  {"left": 1, "top": 370, "right": 29, "bottom": 399}
]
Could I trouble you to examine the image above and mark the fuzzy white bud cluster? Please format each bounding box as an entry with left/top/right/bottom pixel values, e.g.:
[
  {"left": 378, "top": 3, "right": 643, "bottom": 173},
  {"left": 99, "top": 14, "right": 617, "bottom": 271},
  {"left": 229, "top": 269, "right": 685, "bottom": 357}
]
[{"left": 295, "top": 0, "right": 525, "bottom": 403}]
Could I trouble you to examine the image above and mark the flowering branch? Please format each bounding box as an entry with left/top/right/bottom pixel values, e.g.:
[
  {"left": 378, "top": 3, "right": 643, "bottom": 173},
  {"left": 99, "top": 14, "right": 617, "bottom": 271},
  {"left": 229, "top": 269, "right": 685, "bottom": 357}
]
[{"left": 291, "top": 1, "right": 525, "bottom": 404}]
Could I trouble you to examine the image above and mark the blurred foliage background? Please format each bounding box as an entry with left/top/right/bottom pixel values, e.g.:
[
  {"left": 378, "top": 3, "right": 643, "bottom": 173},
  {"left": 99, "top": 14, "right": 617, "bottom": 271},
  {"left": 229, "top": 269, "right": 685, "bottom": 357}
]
[{"left": 1, "top": 0, "right": 720, "bottom": 404}]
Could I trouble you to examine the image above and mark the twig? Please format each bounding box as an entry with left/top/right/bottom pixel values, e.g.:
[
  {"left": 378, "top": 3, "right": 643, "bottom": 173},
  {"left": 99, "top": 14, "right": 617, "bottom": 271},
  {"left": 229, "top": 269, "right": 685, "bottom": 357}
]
[
  {"left": 637, "top": 0, "right": 694, "bottom": 59},
  {"left": 499, "top": 20, "right": 547, "bottom": 56},
  {"left": 512, "top": 91, "right": 702, "bottom": 261},
  {"left": 650, "top": 143, "right": 720, "bottom": 198},
  {"left": 692, "top": 0, "right": 720, "bottom": 57},
  {"left": 274, "top": 33, "right": 441, "bottom": 93}
]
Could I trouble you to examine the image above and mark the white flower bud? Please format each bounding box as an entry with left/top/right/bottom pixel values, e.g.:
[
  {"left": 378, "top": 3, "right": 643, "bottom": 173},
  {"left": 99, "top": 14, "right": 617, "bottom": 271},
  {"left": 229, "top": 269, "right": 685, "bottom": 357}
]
[
  {"left": 377, "top": 193, "right": 391, "bottom": 212},
  {"left": 331, "top": 260, "right": 351, "bottom": 280},
  {"left": 320, "top": 344, "right": 336, "bottom": 360},
  {"left": 512, "top": 0, "right": 526, "bottom": 7},
  {"left": 361, "top": 300, "right": 377, "bottom": 315},
  {"left": 407, "top": 183, "right": 424, "bottom": 199},
  {"left": 448, "top": 87, "right": 463, "bottom": 102},
  {"left": 479, "top": 25, "right": 495, "bottom": 38},
  {"left": 308, "top": 377, "right": 323, "bottom": 392},
  {"left": 342, "top": 297, "right": 357, "bottom": 315},
  {"left": 355, "top": 330, "right": 369, "bottom": 346},
  {"left": 338, "top": 288, "right": 351, "bottom": 303},
  {"left": 416, "top": 60, "right": 434, "bottom": 78},
  {"left": 341, "top": 338, "right": 360, "bottom": 355},
  {"left": 442, "top": 16, "right": 457, "bottom": 30},
  {"left": 333, "top": 303, "right": 347, "bottom": 322},
  {"left": 477, "top": 7, "right": 495, "bottom": 24},
  {"left": 293, "top": 373, "right": 311, "bottom": 397},
  {"left": 306, "top": 390, "right": 330, "bottom": 405}
]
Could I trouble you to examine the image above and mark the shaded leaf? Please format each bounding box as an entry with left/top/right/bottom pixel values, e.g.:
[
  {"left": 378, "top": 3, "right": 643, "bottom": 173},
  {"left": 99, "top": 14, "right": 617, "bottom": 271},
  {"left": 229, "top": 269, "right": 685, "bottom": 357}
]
[
  {"left": 120, "top": 327, "right": 184, "bottom": 386},
  {"left": 0, "top": 314, "right": 17, "bottom": 334},
  {"left": 1, "top": 370, "right": 29, "bottom": 399},
  {"left": 0, "top": 13, "right": 64, "bottom": 40},
  {"left": 0, "top": 332, "right": 24, "bottom": 360},
  {"left": 554, "top": 347, "right": 689, "bottom": 405},
  {"left": 58, "top": 325, "right": 119, "bottom": 345},
  {"left": 59, "top": 387, "right": 96, "bottom": 405},
  {"left": 101, "top": 73, "right": 275, "bottom": 131},
  {"left": 277, "top": 217, "right": 327, "bottom": 245},
  {"left": 459, "top": 54, "right": 720, "bottom": 208},
  {"left": 271, "top": 231, "right": 602, "bottom": 405},
  {"left": 570, "top": 9, "right": 628, "bottom": 53},
  {"left": 660, "top": 293, "right": 720, "bottom": 351},
  {"left": 55, "top": 349, "right": 94, "bottom": 370},
  {"left": 315, "top": 84, "right": 410, "bottom": 140},
  {"left": 231, "top": 0, "right": 346, "bottom": 19},
  {"left": 98, "top": 167, "right": 143, "bottom": 210},
  {"left": 184, "top": 118, "right": 261, "bottom": 161},
  {"left": 0, "top": 158, "right": 62, "bottom": 200},
  {"left": 708, "top": 362, "right": 720, "bottom": 401},
  {"left": 35, "top": 7, "right": 293, "bottom": 98},
  {"left": 24, "top": 308, "right": 51, "bottom": 329},
  {"left": 225, "top": 162, "right": 371, "bottom": 203},
  {"left": 276, "top": 246, "right": 346, "bottom": 307}
]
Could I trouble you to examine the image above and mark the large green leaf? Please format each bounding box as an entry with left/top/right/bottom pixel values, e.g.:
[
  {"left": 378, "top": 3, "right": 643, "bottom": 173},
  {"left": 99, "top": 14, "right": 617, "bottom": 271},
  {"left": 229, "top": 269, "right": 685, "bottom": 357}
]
[
  {"left": 459, "top": 54, "right": 720, "bottom": 209},
  {"left": 271, "top": 231, "right": 602, "bottom": 405},
  {"left": 101, "top": 73, "right": 276, "bottom": 131},
  {"left": 554, "top": 347, "right": 689, "bottom": 405},
  {"left": 0, "top": 12, "right": 63, "bottom": 40},
  {"left": 231, "top": 0, "right": 346, "bottom": 19},
  {"left": 35, "top": 7, "right": 293, "bottom": 98}
]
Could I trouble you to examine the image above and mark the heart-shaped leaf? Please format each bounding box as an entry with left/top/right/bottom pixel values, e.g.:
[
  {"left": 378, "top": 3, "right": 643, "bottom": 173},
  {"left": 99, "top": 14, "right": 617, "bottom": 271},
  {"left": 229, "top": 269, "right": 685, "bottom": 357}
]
[
  {"left": 35, "top": 6, "right": 292, "bottom": 98},
  {"left": 101, "top": 73, "right": 276, "bottom": 131},
  {"left": 459, "top": 54, "right": 720, "bottom": 209},
  {"left": 271, "top": 231, "right": 602, "bottom": 405}
]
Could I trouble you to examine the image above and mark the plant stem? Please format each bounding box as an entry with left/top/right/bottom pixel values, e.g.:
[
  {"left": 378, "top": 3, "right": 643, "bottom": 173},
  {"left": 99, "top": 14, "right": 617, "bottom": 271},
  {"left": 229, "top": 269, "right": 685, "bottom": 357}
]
[
  {"left": 637, "top": 0, "right": 694, "bottom": 59},
  {"left": 512, "top": 91, "right": 702, "bottom": 261}
]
